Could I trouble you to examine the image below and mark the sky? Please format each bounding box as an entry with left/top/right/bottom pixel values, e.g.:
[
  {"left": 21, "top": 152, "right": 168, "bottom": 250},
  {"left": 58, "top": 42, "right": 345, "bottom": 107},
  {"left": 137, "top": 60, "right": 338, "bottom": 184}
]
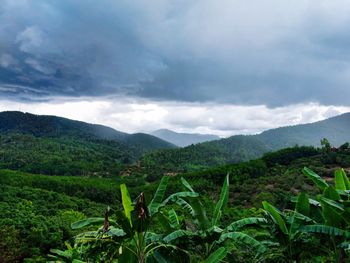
[{"left": 1, "top": 0, "right": 350, "bottom": 137}]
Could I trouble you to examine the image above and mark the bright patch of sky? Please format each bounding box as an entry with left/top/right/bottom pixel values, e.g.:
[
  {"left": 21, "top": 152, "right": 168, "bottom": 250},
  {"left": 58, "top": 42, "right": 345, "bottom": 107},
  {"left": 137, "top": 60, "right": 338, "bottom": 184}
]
[{"left": 0, "top": 97, "right": 348, "bottom": 137}]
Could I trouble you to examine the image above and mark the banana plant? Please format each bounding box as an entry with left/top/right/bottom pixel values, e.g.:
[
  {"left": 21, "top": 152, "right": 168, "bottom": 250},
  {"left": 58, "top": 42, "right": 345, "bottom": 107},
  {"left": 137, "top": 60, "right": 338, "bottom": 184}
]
[
  {"left": 67, "top": 176, "right": 198, "bottom": 263},
  {"left": 261, "top": 192, "right": 321, "bottom": 262},
  {"left": 162, "top": 175, "right": 267, "bottom": 262},
  {"left": 301, "top": 167, "right": 350, "bottom": 262}
]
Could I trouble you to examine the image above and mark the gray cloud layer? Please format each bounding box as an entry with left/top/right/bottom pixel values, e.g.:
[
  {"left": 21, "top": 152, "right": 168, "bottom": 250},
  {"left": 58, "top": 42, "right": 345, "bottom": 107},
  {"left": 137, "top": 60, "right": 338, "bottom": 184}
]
[{"left": 1, "top": 0, "right": 350, "bottom": 106}]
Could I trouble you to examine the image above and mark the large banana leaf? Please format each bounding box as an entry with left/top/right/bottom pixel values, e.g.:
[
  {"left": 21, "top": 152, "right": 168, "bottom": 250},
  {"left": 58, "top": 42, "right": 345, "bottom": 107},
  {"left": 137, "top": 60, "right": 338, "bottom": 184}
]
[
  {"left": 340, "top": 169, "right": 350, "bottom": 190},
  {"left": 149, "top": 176, "right": 170, "bottom": 216},
  {"left": 163, "top": 229, "right": 192, "bottom": 243},
  {"left": 120, "top": 184, "right": 134, "bottom": 226},
  {"left": 225, "top": 217, "right": 267, "bottom": 232},
  {"left": 71, "top": 217, "right": 105, "bottom": 229},
  {"left": 114, "top": 210, "right": 133, "bottom": 236},
  {"left": 203, "top": 247, "right": 227, "bottom": 263},
  {"left": 262, "top": 201, "right": 288, "bottom": 235},
  {"left": 218, "top": 232, "right": 266, "bottom": 254},
  {"left": 191, "top": 198, "right": 210, "bottom": 230},
  {"left": 320, "top": 196, "right": 344, "bottom": 211},
  {"left": 285, "top": 211, "right": 315, "bottom": 223},
  {"left": 160, "top": 192, "right": 199, "bottom": 207},
  {"left": 320, "top": 196, "right": 348, "bottom": 226},
  {"left": 212, "top": 174, "right": 229, "bottom": 227},
  {"left": 335, "top": 169, "right": 347, "bottom": 191},
  {"left": 296, "top": 193, "right": 310, "bottom": 216},
  {"left": 302, "top": 167, "right": 328, "bottom": 191},
  {"left": 301, "top": 224, "right": 350, "bottom": 237},
  {"left": 323, "top": 186, "right": 341, "bottom": 201},
  {"left": 291, "top": 196, "right": 321, "bottom": 207}
]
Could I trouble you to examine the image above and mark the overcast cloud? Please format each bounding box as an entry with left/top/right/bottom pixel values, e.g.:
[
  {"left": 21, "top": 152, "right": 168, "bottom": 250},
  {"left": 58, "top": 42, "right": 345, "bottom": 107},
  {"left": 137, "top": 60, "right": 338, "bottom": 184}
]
[
  {"left": 1, "top": 1, "right": 350, "bottom": 135},
  {"left": 0, "top": 97, "right": 349, "bottom": 137}
]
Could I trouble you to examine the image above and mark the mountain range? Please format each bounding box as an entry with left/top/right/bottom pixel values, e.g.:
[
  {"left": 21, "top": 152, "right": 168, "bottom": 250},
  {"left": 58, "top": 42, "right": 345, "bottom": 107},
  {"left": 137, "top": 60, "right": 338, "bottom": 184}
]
[
  {"left": 1, "top": 110, "right": 350, "bottom": 175},
  {"left": 0, "top": 111, "right": 175, "bottom": 176},
  {"left": 151, "top": 129, "right": 219, "bottom": 147},
  {"left": 141, "top": 112, "right": 350, "bottom": 172}
]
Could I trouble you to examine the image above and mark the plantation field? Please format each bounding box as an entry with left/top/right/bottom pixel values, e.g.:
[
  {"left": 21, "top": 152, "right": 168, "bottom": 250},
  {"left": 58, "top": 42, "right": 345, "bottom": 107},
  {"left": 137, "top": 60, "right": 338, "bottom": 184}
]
[{"left": 1, "top": 145, "right": 350, "bottom": 261}]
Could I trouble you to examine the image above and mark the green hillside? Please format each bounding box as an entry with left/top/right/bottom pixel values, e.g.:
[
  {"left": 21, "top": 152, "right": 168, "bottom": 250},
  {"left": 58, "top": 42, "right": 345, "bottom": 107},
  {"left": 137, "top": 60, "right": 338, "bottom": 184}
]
[
  {"left": 0, "top": 111, "right": 175, "bottom": 153},
  {"left": 0, "top": 111, "right": 176, "bottom": 176},
  {"left": 2, "top": 145, "right": 350, "bottom": 261},
  {"left": 258, "top": 112, "right": 350, "bottom": 149},
  {"left": 141, "top": 135, "right": 270, "bottom": 172},
  {"left": 141, "top": 113, "right": 350, "bottom": 172}
]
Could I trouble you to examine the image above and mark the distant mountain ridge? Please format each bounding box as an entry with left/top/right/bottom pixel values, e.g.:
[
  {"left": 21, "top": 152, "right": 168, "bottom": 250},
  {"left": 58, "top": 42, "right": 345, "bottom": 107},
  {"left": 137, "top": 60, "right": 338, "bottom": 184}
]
[
  {"left": 258, "top": 113, "right": 350, "bottom": 149},
  {"left": 152, "top": 129, "right": 220, "bottom": 147},
  {"left": 141, "top": 112, "right": 350, "bottom": 172}
]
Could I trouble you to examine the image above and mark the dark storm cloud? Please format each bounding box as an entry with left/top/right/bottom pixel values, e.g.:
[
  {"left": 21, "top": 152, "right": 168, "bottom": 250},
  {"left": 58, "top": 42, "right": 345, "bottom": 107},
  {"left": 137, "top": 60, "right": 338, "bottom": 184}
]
[{"left": 1, "top": 0, "right": 350, "bottom": 106}]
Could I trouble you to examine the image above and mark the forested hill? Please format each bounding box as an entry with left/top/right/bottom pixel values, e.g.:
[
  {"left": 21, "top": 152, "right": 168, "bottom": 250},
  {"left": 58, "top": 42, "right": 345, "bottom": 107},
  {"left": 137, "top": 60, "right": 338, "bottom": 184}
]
[
  {"left": 141, "top": 112, "right": 350, "bottom": 172},
  {"left": 141, "top": 135, "right": 270, "bottom": 172},
  {"left": 258, "top": 112, "right": 350, "bottom": 149},
  {"left": 0, "top": 111, "right": 176, "bottom": 176},
  {"left": 0, "top": 111, "right": 175, "bottom": 149}
]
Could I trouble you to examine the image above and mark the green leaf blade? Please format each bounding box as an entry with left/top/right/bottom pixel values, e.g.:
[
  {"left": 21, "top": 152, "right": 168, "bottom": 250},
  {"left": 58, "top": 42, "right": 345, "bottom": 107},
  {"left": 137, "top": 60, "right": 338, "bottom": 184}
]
[
  {"left": 296, "top": 193, "right": 310, "bottom": 216},
  {"left": 204, "top": 247, "right": 227, "bottom": 263},
  {"left": 302, "top": 167, "right": 328, "bottom": 191},
  {"left": 149, "top": 176, "right": 169, "bottom": 216},
  {"left": 71, "top": 217, "right": 105, "bottom": 229},
  {"left": 212, "top": 174, "right": 229, "bottom": 226},
  {"left": 120, "top": 184, "right": 134, "bottom": 226},
  {"left": 262, "top": 201, "right": 288, "bottom": 235},
  {"left": 335, "top": 169, "right": 347, "bottom": 191}
]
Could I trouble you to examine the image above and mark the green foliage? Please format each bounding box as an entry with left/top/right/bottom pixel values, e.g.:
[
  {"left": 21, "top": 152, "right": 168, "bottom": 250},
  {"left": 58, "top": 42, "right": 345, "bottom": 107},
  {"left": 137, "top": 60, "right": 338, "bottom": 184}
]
[
  {"left": 262, "top": 146, "right": 318, "bottom": 167},
  {"left": 204, "top": 247, "right": 227, "bottom": 263},
  {"left": 158, "top": 176, "right": 266, "bottom": 262},
  {"left": 302, "top": 167, "right": 329, "bottom": 191},
  {"left": 65, "top": 177, "right": 193, "bottom": 262},
  {"left": 2, "top": 138, "right": 350, "bottom": 261},
  {"left": 0, "top": 133, "right": 131, "bottom": 176},
  {"left": 62, "top": 175, "right": 266, "bottom": 263},
  {"left": 0, "top": 183, "right": 104, "bottom": 261},
  {"left": 120, "top": 184, "right": 134, "bottom": 225},
  {"left": 259, "top": 168, "right": 350, "bottom": 262},
  {"left": 321, "top": 138, "right": 331, "bottom": 152},
  {"left": 141, "top": 111, "right": 350, "bottom": 173},
  {"left": 141, "top": 135, "right": 270, "bottom": 173}
]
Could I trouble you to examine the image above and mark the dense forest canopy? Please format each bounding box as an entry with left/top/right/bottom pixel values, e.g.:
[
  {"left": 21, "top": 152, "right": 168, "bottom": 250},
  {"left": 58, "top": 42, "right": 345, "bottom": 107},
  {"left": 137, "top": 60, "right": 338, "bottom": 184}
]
[{"left": 1, "top": 141, "right": 350, "bottom": 261}]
